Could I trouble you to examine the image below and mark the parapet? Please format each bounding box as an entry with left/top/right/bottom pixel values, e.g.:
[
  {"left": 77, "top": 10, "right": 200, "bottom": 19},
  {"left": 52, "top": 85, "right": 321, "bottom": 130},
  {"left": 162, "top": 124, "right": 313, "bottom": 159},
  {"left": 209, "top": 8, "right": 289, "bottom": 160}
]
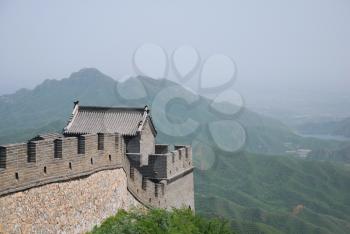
[
  {"left": 125, "top": 144, "right": 193, "bottom": 208},
  {"left": 129, "top": 144, "right": 192, "bottom": 180},
  {"left": 0, "top": 133, "right": 123, "bottom": 196},
  {"left": 0, "top": 134, "right": 194, "bottom": 210}
]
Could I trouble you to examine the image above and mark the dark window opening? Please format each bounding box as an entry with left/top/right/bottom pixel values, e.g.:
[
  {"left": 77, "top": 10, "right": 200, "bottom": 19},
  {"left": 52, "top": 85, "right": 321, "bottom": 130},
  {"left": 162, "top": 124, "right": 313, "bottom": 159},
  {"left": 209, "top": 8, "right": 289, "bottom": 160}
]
[
  {"left": 98, "top": 133, "right": 104, "bottom": 150},
  {"left": 155, "top": 184, "right": 159, "bottom": 197},
  {"left": 115, "top": 135, "right": 119, "bottom": 149},
  {"left": 0, "top": 147, "right": 6, "bottom": 169},
  {"left": 90, "top": 158, "right": 93, "bottom": 165},
  {"left": 142, "top": 177, "right": 147, "bottom": 190},
  {"left": 15, "top": 172, "right": 19, "bottom": 180},
  {"left": 78, "top": 136, "right": 85, "bottom": 154},
  {"left": 130, "top": 166, "right": 135, "bottom": 180},
  {"left": 27, "top": 142, "right": 36, "bottom": 163},
  {"left": 43, "top": 166, "right": 47, "bottom": 174},
  {"left": 69, "top": 162, "right": 72, "bottom": 170},
  {"left": 109, "top": 154, "right": 112, "bottom": 161},
  {"left": 54, "top": 139, "right": 63, "bottom": 159}
]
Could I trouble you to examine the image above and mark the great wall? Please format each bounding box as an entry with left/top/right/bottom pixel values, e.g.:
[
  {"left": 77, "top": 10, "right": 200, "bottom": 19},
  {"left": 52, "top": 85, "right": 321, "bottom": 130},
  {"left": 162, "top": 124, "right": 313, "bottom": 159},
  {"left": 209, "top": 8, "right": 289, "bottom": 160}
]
[{"left": 0, "top": 104, "right": 194, "bottom": 233}]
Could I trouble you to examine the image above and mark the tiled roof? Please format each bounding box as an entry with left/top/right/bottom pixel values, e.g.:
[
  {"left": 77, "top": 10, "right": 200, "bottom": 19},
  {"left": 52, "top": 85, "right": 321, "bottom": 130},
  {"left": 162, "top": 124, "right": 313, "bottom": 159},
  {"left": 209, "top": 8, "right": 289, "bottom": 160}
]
[{"left": 63, "top": 104, "right": 156, "bottom": 136}]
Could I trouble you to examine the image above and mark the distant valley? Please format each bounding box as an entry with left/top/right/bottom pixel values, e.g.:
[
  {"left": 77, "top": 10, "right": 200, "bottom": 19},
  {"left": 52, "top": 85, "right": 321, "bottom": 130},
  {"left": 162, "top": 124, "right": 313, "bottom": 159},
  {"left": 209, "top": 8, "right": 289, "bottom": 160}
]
[{"left": 297, "top": 117, "right": 350, "bottom": 138}]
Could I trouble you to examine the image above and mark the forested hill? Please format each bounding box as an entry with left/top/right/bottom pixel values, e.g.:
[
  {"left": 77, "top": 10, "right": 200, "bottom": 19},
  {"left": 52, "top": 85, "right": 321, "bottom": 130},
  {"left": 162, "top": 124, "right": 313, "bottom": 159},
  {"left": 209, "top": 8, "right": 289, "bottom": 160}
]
[
  {"left": 195, "top": 151, "right": 350, "bottom": 234},
  {"left": 0, "top": 68, "right": 344, "bottom": 158}
]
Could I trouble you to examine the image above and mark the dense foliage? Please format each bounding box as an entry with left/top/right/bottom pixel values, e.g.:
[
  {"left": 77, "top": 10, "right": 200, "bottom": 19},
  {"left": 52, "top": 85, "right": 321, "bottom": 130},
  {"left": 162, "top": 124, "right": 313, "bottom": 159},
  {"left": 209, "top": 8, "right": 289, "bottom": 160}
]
[{"left": 88, "top": 208, "right": 234, "bottom": 234}]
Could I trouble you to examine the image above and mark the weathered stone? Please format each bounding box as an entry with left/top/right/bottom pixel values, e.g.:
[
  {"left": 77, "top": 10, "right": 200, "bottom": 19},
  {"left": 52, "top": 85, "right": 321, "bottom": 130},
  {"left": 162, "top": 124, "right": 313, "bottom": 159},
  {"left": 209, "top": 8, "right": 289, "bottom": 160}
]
[{"left": 0, "top": 169, "right": 141, "bottom": 234}]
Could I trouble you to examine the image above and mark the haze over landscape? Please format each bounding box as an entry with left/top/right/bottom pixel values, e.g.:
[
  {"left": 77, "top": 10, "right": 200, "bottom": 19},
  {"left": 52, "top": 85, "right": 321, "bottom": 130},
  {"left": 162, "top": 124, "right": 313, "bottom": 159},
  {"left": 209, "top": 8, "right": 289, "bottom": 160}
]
[
  {"left": 1, "top": 1, "right": 350, "bottom": 233},
  {"left": 1, "top": 0, "right": 350, "bottom": 123}
]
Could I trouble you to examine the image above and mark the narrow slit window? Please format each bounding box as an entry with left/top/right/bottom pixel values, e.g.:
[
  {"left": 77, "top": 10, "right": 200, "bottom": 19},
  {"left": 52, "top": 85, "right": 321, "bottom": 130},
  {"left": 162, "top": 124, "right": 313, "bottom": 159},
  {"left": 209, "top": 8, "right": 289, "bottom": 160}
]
[
  {"left": 155, "top": 184, "right": 159, "bottom": 197},
  {"left": 78, "top": 136, "right": 85, "bottom": 154},
  {"left": 27, "top": 142, "right": 36, "bottom": 163},
  {"left": 115, "top": 135, "right": 119, "bottom": 149},
  {"left": 0, "top": 147, "right": 6, "bottom": 169},
  {"left": 54, "top": 139, "right": 63, "bottom": 159},
  {"left": 98, "top": 133, "right": 104, "bottom": 150}
]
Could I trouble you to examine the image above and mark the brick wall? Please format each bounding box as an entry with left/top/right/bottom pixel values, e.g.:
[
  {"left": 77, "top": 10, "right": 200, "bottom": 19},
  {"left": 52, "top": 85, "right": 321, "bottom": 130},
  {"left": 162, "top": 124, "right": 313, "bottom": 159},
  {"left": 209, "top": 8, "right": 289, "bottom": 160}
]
[
  {"left": 0, "top": 133, "right": 122, "bottom": 196},
  {"left": 124, "top": 145, "right": 194, "bottom": 210},
  {"left": 0, "top": 132, "right": 195, "bottom": 232},
  {"left": 139, "top": 119, "right": 155, "bottom": 166}
]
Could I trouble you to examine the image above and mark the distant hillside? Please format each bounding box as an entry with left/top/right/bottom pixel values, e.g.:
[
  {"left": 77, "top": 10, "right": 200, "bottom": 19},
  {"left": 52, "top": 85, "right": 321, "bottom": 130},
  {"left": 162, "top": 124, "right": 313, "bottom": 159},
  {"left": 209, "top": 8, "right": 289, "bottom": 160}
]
[
  {"left": 195, "top": 151, "right": 350, "bottom": 234},
  {"left": 0, "top": 68, "right": 343, "bottom": 159},
  {"left": 298, "top": 118, "right": 350, "bottom": 138},
  {"left": 308, "top": 144, "right": 350, "bottom": 163}
]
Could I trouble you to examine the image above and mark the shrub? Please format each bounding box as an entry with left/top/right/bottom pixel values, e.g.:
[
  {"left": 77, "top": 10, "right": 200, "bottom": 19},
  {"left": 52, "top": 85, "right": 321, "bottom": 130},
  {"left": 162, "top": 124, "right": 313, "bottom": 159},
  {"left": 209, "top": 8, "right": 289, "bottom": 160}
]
[{"left": 88, "top": 208, "right": 234, "bottom": 234}]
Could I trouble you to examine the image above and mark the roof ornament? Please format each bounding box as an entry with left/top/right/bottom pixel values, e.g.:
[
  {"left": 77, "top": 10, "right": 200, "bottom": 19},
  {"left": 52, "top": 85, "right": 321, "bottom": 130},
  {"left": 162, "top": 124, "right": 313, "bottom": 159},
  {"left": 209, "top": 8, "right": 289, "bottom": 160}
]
[
  {"left": 144, "top": 105, "right": 149, "bottom": 114},
  {"left": 64, "top": 101, "right": 80, "bottom": 133}
]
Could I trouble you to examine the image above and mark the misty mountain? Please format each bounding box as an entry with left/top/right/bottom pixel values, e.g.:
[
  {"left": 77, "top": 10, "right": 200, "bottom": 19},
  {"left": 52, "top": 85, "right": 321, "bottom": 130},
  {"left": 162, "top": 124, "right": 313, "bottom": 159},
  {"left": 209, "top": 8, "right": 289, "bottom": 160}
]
[{"left": 0, "top": 68, "right": 344, "bottom": 160}]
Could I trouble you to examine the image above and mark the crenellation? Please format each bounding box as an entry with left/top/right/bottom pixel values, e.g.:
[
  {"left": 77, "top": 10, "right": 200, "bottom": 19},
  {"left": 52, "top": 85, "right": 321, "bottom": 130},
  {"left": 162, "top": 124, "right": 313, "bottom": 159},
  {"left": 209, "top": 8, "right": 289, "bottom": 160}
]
[
  {"left": 0, "top": 133, "right": 125, "bottom": 196},
  {"left": 0, "top": 105, "right": 195, "bottom": 233},
  {"left": 155, "top": 144, "right": 169, "bottom": 154}
]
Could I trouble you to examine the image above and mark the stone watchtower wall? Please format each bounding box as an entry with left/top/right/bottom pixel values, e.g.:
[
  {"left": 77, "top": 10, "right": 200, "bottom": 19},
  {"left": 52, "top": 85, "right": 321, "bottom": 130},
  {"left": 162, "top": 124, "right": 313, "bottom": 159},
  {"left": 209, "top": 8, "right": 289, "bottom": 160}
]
[
  {"left": 0, "top": 133, "right": 194, "bottom": 233},
  {"left": 0, "top": 134, "right": 122, "bottom": 196}
]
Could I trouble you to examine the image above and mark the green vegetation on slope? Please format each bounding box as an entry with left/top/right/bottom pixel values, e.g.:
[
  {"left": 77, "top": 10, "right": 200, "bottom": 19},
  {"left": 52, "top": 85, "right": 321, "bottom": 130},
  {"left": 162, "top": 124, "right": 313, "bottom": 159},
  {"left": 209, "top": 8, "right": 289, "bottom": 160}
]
[
  {"left": 195, "top": 151, "right": 350, "bottom": 234},
  {"left": 88, "top": 208, "right": 234, "bottom": 234}
]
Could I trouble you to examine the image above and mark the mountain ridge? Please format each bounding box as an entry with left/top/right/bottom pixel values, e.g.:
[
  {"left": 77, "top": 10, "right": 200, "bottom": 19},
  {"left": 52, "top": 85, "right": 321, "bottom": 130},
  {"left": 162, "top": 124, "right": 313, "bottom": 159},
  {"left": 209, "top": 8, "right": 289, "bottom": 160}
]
[{"left": 0, "top": 68, "right": 345, "bottom": 159}]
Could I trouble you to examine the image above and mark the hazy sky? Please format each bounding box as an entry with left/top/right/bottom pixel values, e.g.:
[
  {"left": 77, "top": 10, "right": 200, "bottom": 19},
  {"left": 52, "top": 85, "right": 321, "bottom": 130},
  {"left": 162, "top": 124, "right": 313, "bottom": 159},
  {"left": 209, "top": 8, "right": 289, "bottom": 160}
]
[{"left": 0, "top": 0, "right": 349, "bottom": 116}]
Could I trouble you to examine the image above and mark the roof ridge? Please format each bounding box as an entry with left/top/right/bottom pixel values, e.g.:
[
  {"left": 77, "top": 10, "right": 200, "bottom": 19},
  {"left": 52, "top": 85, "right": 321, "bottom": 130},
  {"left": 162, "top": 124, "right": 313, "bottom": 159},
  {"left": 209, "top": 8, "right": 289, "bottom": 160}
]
[{"left": 79, "top": 105, "right": 145, "bottom": 111}]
